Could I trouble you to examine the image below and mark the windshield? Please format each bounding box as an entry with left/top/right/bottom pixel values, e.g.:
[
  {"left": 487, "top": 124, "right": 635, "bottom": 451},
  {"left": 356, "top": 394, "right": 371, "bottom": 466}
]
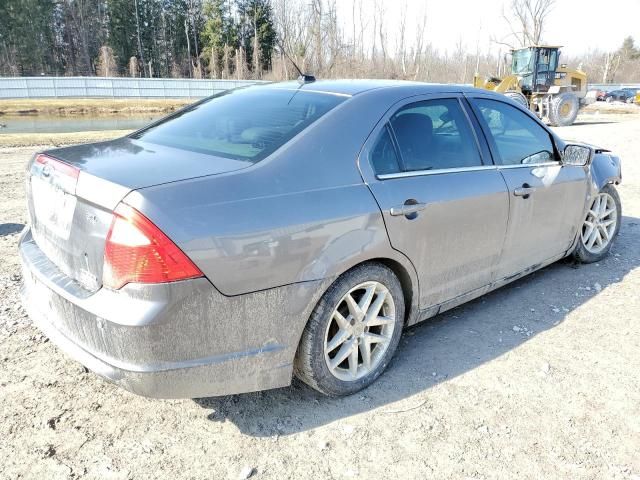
[
  {"left": 511, "top": 49, "right": 534, "bottom": 75},
  {"left": 131, "top": 88, "right": 346, "bottom": 162}
]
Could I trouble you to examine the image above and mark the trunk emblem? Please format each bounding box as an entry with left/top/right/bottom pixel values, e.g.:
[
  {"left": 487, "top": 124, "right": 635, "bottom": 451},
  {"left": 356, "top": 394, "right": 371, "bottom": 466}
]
[{"left": 41, "top": 164, "right": 52, "bottom": 177}]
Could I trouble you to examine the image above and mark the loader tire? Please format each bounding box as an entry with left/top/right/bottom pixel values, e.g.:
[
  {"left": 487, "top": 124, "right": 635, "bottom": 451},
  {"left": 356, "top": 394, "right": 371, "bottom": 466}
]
[
  {"left": 548, "top": 92, "right": 579, "bottom": 127},
  {"left": 505, "top": 91, "right": 529, "bottom": 109}
]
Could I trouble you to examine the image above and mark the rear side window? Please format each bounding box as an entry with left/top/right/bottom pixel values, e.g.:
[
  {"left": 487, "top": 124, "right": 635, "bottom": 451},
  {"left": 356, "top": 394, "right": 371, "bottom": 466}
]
[
  {"left": 472, "top": 98, "right": 556, "bottom": 166},
  {"left": 370, "top": 126, "right": 401, "bottom": 175},
  {"left": 387, "top": 98, "right": 482, "bottom": 172},
  {"left": 131, "top": 88, "right": 345, "bottom": 162}
]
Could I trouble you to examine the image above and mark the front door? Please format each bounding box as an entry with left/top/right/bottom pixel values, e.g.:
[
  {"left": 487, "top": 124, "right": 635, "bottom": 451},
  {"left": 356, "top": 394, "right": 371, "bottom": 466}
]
[
  {"left": 362, "top": 95, "right": 509, "bottom": 310},
  {"left": 468, "top": 96, "right": 588, "bottom": 279}
]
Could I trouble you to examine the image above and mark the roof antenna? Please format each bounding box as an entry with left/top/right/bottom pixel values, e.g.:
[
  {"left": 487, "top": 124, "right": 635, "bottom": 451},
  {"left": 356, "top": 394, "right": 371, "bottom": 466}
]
[{"left": 276, "top": 39, "right": 315, "bottom": 85}]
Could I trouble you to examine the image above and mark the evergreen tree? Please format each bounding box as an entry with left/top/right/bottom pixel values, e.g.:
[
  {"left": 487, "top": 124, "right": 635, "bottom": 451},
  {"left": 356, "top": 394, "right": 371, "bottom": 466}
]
[
  {"left": 237, "top": 0, "right": 276, "bottom": 73},
  {"left": 58, "top": 0, "right": 108, "bottom": 76},
  {"left": 201, "top": 0, "right": 237, "bottom": 77},
  {"left": 619, "top": 36, "right": 639, "bottom": 61},
  {"left": 106, "top": 0, "right": 137, "bottom": 75},
  {"left": 0, "top": 0, "right": 57, "bottom": 75}
]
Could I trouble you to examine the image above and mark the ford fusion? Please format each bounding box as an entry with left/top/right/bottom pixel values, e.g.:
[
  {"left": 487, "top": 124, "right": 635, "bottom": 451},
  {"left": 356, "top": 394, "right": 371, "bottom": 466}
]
[{"left": 19, "top": 81, "right": 622, "bottom": 397}]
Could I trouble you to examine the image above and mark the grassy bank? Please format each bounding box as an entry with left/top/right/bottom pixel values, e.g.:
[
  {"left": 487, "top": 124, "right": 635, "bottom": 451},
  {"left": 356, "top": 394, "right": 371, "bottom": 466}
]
[
  {"left": 0, "top": 98, "right": 192, "bottom": 116},
  {"left": 0, "top": 129, "right": 130, "bottom": 148}
]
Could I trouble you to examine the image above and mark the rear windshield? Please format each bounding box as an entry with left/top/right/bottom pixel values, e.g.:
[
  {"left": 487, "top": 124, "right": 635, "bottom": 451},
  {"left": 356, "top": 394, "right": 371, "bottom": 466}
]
[{"left": 131, "top": 88, "right": 346, "bottom": 162}]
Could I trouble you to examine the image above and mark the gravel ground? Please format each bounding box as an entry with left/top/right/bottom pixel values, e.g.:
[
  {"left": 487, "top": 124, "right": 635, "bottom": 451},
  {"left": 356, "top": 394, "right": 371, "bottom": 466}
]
[{"left": 1, "top": 116, "right": 639, "bottom": 480}]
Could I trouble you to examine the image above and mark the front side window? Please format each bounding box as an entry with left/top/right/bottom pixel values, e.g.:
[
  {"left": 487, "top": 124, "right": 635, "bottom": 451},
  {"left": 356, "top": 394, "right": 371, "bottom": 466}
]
[
  {"left": 512, "top": 49, "right": 534, "bottom": 75},
  {"left": 132, "top": 88, "right": 345, "bottom": 162},
  {"left": 387, "top": 98, "right": 482, "bottom": 172},
  {"left": 472, "top": 98, "right": 556, "bottom": 166}
]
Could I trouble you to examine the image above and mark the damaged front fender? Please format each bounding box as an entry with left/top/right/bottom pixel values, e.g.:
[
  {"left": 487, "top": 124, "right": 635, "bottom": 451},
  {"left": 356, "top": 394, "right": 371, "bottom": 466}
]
[{"left": 590, "top": 151, "right": 622, "bottom": 191}]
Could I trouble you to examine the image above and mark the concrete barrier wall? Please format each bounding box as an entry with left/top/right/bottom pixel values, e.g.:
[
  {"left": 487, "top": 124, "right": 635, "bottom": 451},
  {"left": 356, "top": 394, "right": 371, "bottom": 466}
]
[
  {"left": 1, "top": 77, "right": 637, "bottom": 99},
  {"left": 587, "top": 83, "right": 640, "bottom": 92},
  {"left": 0, "top": 77, "right": 265, "bottom": 99}
]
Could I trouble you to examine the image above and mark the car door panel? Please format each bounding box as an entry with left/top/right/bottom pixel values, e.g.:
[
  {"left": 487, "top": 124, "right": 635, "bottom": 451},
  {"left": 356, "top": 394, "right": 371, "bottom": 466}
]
[
  {"left": 360, "top": 94, "right": 510, "bottom": 310},
  {"left": 368, "top": 170, "right": 509, "bottom": 308},
  {"left": 467, "top": 95, "right": 589, "bottom": 280},
  {"left": 496, "top": 164, "right": 587, "bottom": 278}
]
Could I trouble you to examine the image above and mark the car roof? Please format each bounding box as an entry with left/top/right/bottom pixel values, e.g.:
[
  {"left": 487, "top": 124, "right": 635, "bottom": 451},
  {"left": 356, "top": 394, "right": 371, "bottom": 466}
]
[{"left": 261, "top": 79, "right": 479, "bottom": 97}]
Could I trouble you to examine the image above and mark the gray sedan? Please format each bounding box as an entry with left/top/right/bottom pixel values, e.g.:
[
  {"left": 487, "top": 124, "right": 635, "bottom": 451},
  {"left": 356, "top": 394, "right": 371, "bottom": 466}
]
[{"left": 19, "top": 80, "right": 622, "bottom": 398}]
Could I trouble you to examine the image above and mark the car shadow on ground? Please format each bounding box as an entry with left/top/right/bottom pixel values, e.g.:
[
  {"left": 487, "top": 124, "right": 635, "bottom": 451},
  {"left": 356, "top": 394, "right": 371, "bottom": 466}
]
[
  {"left": 0, "top": 223, "right": 24, "bottom": 237},
  {"left": 194, "top": 215, "right": 640, "bottom": 437}
]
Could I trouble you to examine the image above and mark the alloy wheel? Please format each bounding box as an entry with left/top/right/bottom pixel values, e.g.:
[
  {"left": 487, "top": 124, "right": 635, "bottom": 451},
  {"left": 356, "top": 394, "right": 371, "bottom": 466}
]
[
  {"left": 581, "top": 192, "right": 617, "bottom": 254},
  {"left": 323, "top": 281, "right": 396, "bottom": 381}
]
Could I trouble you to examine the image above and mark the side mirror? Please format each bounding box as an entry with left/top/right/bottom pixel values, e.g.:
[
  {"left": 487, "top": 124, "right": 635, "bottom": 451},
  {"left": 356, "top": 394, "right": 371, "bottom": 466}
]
[{"left": 563, "top": 144, "right": 591, "bottom": 166}]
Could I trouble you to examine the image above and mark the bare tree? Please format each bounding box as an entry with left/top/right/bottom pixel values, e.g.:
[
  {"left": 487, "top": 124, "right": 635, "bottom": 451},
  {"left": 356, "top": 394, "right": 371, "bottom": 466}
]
[
  {"left": 184, "top": 18, "right": 193, "bottom": 77},
  {"left": 235, "top": 46, "right": 248, "bottom": 79},
  {"left": 188, "top": 0, "right": 202, "bottom": 78},
  {"left": 498, "top": 0, "right": 556, "bottom": 48},
  {"left": 412, "top": 7, "right": 428, "bottom": 79},
  {"left": 601, "top": 51, "right": 621, "bottom": 83},
  {"left": 96, "top": 46, "right": 116, "bottom": 77},
  {"left": 133, "top": 0, "right": 147, "bottom": 77},
  {"left": 128, "top": 56, "right": 139, "bottom": 77},
  {"left": 223, "top": 44, "right": 231, "bottom": 79},
  {"left": 396, "top": 1, "right": 407, "bottom": 77}
]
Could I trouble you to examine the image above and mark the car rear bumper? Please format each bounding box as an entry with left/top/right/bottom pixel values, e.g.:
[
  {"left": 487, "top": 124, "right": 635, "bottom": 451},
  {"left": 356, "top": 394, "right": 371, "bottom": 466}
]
[{"left": 19, "top": 227, "right": 327, "bottom": 398}]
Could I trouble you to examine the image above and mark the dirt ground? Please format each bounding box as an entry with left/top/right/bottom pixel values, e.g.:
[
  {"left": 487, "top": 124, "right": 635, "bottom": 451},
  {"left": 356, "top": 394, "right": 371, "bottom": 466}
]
[{"left": 1, "top": 114, "right": 639, "bottom": 480}]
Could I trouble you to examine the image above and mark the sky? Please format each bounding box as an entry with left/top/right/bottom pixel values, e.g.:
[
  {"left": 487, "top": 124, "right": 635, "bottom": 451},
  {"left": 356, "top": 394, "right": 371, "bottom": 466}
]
[{"left": 334, "top": 0, "right": 640, "bottom": 57}]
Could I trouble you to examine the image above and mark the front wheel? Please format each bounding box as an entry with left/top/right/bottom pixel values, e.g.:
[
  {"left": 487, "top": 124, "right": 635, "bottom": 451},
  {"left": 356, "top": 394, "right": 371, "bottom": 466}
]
[
  {"left": 294, "top": 263, "right": 405, "bottom": 396},
  {"left": 573, "top": 184, "right": 621, "bottom": 263},
  {"left": 548, "top": 92, "right": 579, "bottom": 126}
]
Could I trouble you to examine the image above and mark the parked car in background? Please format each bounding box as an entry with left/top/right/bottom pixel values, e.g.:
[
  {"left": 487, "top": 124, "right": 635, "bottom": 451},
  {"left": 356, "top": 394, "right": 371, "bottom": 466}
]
[
  {"left": 593, "top": 89, "right": 607, "bottom": 101},
  {"left": 19, "top": 81, "right": 623, "bottom": 398},
  {"left": 603, "top": 89, "right": 636, "bottom": 103}
]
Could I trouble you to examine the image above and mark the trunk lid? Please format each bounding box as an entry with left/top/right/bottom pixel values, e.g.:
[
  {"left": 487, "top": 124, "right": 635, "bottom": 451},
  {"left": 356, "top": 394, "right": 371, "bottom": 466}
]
[
  {"left": 45, "top": 137, "right": 254, "bottom": 189},
  {"left": 27, "top": 138, "right": 252, "bottom": 292}
]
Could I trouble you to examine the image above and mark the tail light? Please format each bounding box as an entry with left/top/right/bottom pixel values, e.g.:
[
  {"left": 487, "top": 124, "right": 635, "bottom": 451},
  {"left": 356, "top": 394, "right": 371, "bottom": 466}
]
[
  {"left": 34, "top": 153, "right": 80, "bottom": 193},
  {"left": 35, "top": 153, "right": 80, "bottom": 180},
  {"left": 103, "top": 203, "right": 203, "bottom": 290}
]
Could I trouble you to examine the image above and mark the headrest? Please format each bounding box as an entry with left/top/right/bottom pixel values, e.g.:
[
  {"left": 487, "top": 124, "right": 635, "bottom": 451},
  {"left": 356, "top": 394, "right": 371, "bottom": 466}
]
[{"left": 392, "top": 113, "right": 433, "bottom": 140}]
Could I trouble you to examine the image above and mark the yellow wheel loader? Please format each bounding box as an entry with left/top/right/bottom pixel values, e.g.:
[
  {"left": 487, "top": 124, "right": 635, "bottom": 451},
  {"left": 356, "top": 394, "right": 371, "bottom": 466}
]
[{"left": 474, "top": 46, "right": 589, "bottom": 127}]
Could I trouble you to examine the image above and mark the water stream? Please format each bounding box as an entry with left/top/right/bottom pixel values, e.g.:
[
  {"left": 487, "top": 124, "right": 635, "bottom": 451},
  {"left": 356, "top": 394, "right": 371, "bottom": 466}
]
[{"left": 0, "top": 115, "right": 162, "bottom": 134}]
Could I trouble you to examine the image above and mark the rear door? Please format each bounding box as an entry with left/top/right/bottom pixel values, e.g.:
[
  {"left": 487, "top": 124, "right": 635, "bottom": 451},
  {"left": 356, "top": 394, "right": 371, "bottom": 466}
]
[
  {"left": 360, "top": 94, "right": 509, "bottom": 310},
  {"left": 467, "top": 96, "right": 588, "bottom": 279}
]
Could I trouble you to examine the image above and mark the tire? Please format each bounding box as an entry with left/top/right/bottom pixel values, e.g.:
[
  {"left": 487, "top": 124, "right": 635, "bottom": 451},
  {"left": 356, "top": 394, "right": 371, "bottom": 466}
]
[
  {"left": 573, "top": 184, "right": 622, "bottom": 263},
  {"left": 505, "top": 91, "right": 529, "bottom": 109},
  {"left": 294, "top": 262, "right": 405, "bottom": 396},
  {"left": 548, "top": 92, "right": 579, "bottom": 126}
]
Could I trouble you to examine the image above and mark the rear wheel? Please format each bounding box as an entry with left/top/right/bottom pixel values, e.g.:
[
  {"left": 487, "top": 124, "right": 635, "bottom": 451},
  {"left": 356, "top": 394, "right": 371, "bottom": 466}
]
[
  {"left": 573, "top": 184, "right": 621, "bottom": 263},
  {"left": 548, "top": 92, "right": 579, "bottom": 126},
  {"left": 294, "top": 263, "right": 405, "bottom": 396}
]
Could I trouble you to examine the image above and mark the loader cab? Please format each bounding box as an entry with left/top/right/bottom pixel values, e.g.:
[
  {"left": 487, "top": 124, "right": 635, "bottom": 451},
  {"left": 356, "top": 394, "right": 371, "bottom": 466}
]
[{"left": 511, "top": 46, "right": 560, "bottom": 94}]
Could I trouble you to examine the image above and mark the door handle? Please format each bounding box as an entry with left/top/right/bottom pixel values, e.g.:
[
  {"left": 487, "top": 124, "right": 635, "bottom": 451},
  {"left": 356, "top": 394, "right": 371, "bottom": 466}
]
[
  {"left": 390, "top": 201, "right": 427, "bottom": 217},
  {"left": 514, "top": 183, "right": 535, "bottom": 199}
]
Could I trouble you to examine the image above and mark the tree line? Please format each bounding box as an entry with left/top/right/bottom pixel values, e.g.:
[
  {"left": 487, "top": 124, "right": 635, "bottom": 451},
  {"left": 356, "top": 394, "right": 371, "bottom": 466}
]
[
  {"left": 0, "top": 0, "right": 276, "bottom": 79},
  {"left": 0, "top": 0, "right": 638, "bottom": 84}
]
